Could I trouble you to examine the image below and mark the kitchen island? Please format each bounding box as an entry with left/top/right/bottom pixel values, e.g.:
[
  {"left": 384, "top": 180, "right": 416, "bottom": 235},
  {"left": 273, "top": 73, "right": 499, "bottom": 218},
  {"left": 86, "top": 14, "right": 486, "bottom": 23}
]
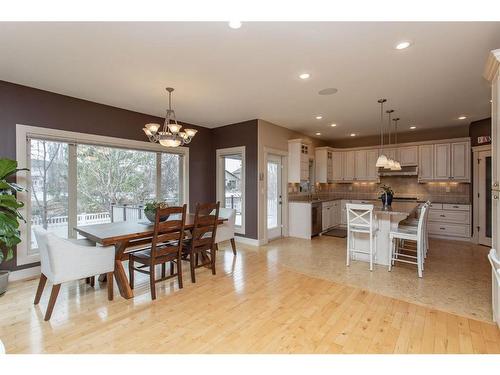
[{"left": 349, "top": 201, "right": 419, "bottom": 266}]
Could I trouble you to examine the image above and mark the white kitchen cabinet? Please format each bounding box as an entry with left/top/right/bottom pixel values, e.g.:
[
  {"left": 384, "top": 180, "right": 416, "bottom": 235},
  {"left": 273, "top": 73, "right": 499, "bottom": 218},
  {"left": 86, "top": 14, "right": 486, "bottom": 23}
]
[
  {"left": 418, "top": 144, "right": 434, "bottom": 181},
  {"left": 331, "top": 151, "right": 344, "bottom": 182},
  {"left": 385, "top": 148, "right": 399, "bottom": 162},
  {"left": 344, "top": 151, "right": 355, "bottom": 181},
  {"left": 399, "top": 146, "right": 418, "bottom": 166},
  {"left": 288, "top": 139, "right": 312, "bottom": 183},
  {"left": 434, "top": 143, "right": 451, "bottom": 180},
  {"left": 315, "top": 148, "right": 335, "bottom": 183},
  {"left": 322, "top": 201, "right": 332, "bottom": 231},
  {"left": 330, "top": 200, "right": 341, "bottom": 227},
  {"left": 451, "top": 141, "right": 470, "bottom": 181},
  {"left": 366, "top": 149, "right": 380, "bottom": 181},
  {"left": 354, "top": 150, "right": 367, "bottom": 181},
  {"left": 428, "top": 204, "right": 471, "bottom": 239}
]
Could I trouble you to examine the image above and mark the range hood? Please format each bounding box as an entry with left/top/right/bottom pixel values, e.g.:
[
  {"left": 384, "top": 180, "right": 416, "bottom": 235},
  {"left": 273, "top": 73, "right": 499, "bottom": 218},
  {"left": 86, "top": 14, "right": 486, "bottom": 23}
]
[{"left": 378, "top": 165, "right": 418, "bottom": 177}]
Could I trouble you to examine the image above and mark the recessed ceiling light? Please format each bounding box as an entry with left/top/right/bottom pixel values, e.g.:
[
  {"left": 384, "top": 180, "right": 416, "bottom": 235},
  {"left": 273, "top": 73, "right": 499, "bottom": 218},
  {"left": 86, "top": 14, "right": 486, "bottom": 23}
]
[
  {"left": 410, "top": 126, "right": 416, "bottom": 130},
  {"left": 228, "top": 21, "right": 242, "bottom": 29},
  {"left": 330, "top": 123, "right": 337, "bottom": 127},
  {"left": 490, "top": 100, "right": 493, "bottom": 103},
  {"left": 315, "top": 116, "right": 323, "bottom": 120},
  {"left": 350, "top": 133, "right": 356, "bottom": 137},
  {"left": 299, "top": 73, "right": 310, "bottom": 80},
  {"left": 395, "top": 41, "right": 412, "bottom": 50},
  {"left": 315, "top": 132, "right": 321, "bottom": 136},
  {"left": 318, "top": 88, "right": 338, "bottom": 95},
  {"left": 458, "top": 116, "right": 467, "bottom": 120}
]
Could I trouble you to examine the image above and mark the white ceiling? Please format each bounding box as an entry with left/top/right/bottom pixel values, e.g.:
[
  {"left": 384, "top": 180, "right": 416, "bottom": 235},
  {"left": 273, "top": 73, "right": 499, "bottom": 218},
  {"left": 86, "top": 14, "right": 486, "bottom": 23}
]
[{"left": 1, "top": 22, "right": 499, "bottom": 140}]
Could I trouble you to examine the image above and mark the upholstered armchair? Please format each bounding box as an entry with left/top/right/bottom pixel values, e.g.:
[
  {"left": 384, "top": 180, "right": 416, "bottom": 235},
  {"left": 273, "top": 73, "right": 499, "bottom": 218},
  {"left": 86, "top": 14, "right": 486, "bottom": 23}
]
[
  {"left": 33, "top": 228, "right": 115, "bottom": 321},
  {"left": 214, "top": 208, "right": 237, "bottom": 255}
]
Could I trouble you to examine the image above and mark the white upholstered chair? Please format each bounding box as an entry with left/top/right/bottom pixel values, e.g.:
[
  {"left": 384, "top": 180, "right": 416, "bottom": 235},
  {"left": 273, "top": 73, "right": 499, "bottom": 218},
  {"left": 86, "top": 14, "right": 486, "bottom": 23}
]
[
  {"left": 346, "top": 203, "right": 378, "bottom": 271},
  {"left": 214, "top": 208, "right": 237, "bottom": 255},
  {"left": 33, "top": 228, "right": 115, "bottom": 321}
]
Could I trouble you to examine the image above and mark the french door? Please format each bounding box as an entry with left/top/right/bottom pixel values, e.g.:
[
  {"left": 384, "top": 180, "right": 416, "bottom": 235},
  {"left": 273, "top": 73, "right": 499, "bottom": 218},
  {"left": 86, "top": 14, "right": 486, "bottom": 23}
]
[
  {"left": 477, "top": 150, "right": 492, "bottom": 246},
  {"left": 267, "top": 154, "right": 283, "bottom": 240}
]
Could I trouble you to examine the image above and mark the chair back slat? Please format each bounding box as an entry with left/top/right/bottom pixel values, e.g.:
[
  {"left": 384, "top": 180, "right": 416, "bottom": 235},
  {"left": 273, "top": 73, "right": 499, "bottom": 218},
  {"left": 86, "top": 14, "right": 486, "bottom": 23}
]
[
  {"left": 346, "top": 203, "right": 374, "bottom": 229},
  {"left": 151, "top": 205, "right": 187, "bottom": 258},
  {"left": 190, "top": 202, "right": 220, "bottom": 253}
]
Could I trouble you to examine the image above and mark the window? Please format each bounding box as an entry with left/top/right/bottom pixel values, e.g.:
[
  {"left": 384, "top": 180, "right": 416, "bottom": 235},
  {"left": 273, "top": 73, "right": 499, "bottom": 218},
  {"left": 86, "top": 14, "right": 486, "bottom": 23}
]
[
  {"left": 16, "top": 125, "right": 189, "bottom": 265},
  {"left": 216, "top": 146, "right": 245, "bottom": 234}
]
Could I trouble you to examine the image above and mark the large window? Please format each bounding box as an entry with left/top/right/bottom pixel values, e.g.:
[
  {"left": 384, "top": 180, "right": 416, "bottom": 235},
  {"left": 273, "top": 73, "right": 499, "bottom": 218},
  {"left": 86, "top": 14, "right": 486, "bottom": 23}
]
[
  {"left": 17, "top": 125, "right": 188, "bottom": 264},
  {"left": 216, "top": 146, "right": 245, "bottom": 234}
]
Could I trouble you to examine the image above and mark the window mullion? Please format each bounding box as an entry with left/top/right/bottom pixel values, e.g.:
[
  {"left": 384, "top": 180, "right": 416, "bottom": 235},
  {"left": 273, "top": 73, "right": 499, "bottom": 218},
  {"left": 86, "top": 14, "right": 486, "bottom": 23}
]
[
  {"left": 67, "top": 143, "right": 77, "bottom": 238},
  {"left": 156, "top": 152, "right": 162, "bottom": 200}
]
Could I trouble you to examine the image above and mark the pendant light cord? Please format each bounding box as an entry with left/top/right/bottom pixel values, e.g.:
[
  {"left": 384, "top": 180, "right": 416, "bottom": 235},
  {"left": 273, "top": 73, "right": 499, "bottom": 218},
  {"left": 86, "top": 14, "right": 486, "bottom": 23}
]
[{"left": 377, "top": 99, "right": 387, "bottom": 151}]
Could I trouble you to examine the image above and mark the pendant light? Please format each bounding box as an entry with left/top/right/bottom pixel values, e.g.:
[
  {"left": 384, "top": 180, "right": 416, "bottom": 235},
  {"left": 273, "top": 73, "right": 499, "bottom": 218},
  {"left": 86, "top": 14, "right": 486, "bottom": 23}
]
[
  {"left": 392, "top": 117, "right": 402, "bottom": 171},
  {"left": 375, "top": 99, "right": 388, "bottom": 168},
  {"left": 386, "top": 109, "right": 396, "bottom": 169}
]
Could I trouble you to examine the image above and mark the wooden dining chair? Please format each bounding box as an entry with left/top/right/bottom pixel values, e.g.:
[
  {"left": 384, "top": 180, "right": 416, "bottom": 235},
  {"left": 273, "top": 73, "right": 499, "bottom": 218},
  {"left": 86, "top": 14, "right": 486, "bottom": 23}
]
[
  {"left": 128, "top": 204, "right": 187, "bottom": 300},
  {"left": 183, "top": 202, "right": 220, "bottom": 283}
]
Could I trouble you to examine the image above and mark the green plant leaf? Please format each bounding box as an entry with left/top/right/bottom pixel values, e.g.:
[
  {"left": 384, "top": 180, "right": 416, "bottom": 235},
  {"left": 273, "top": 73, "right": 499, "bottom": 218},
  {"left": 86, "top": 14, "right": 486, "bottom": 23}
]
[
  {"left": 0, "top": 180, "right": 27, "bottom": 192},
  {"left": 0, "top": 159, "right": 18, "bottom": 180},
  {"left": 0, "top": 194, "right": 24, "bottom": 209}
]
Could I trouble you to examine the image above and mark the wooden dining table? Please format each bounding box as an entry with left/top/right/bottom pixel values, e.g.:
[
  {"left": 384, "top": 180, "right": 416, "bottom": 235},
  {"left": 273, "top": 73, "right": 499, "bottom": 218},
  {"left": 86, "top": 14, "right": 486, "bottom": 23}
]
[{"left": 75, "top": 214, "right": 226, "bottom": 299}]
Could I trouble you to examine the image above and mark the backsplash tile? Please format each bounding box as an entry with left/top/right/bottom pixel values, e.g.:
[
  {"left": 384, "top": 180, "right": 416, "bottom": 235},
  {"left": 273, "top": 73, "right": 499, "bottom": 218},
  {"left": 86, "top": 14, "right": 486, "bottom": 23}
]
[{"left": 289, "top": 177, "right": 471, "bottom": 204}]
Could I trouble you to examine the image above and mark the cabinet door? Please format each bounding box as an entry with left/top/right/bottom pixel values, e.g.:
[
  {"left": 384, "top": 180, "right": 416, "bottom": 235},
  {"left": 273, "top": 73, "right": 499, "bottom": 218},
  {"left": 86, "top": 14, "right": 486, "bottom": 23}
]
[
  {"left": 322, "top": 205, "right": 330, "bottom": 231},
  {"left": 385, "top": 148, "right": 399, "bottom": 162},
  {"left": 418, "top": 144, "right": 434, "bottom": 180},
  {"left": 434, "top": 143, "right": 451, "bottom": 180},
  {"left": 366, "top": 149, "right": 379, "bottom": 181},
  {"left": 330, "top": 202, "right": 340, "bottom": 227},
  {"left": 354, "top": 150, "right": 367, "bottom": 180},
  {"left": 327, "top": 152, "right": 333, "bottom": 181},
  {"left": 451, "top": 141, "right": 470, "bottom": 181},
  {"left": 315, "top": 149, "right": 328, "bottom": 183},
  {"left": 344, "top": 151, "right": 355, "bottom": 181},
  {"left": 399, "top": 146, "right": 418, "bottom": 166},
  {"left": 331, "top": 152, "right": 344, "bottom": 181}
]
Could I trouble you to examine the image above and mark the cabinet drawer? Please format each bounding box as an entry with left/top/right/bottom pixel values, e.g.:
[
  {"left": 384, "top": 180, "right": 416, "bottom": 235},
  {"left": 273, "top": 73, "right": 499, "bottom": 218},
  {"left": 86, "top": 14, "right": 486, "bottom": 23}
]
[
  {"left": 442, "top": 203, "right": 470, "bottom": 211},
  {"left": 428, "top": 203, "right": 443, "bottom": 210},
  {"left": 428, "top": 223, "right": 470, "bottom": 238},
  {"left": 429, "top": 210, "right": 470, "bottom": 224}
]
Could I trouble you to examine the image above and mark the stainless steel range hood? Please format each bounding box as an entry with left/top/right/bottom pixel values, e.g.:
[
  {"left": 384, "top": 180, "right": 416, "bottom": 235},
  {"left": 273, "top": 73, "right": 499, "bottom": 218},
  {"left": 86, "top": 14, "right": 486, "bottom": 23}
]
[{"left": 378, "top": 166, "right": 418, "bottom": 177}]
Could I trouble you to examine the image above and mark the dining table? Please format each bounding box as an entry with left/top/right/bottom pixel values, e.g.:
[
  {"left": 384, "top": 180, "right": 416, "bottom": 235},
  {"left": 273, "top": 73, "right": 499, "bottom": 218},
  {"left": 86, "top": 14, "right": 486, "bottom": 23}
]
[{"left": 75, "top": 214, "right": 226, "bottom": 299}]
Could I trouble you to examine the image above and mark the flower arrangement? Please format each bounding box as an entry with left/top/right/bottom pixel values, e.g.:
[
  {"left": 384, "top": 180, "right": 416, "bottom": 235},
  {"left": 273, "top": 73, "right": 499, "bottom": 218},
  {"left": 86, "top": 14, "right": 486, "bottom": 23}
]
[{"left": 378, "top": 184, "right": 394, "bottom": 207}]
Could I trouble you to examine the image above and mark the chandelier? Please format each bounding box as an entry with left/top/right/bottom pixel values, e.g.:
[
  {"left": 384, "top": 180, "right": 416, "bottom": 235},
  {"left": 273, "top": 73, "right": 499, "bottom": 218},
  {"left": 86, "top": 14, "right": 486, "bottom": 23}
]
[{"left": 143, "top": 87, "right": 197, "bottom": 147}]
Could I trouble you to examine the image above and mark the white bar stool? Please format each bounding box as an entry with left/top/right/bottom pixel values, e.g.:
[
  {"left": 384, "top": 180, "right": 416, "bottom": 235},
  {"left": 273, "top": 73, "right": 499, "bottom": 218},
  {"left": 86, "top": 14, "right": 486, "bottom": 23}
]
[
  {"left": 346, "top": 203, "right": 378, "bottom": 271},
  {"left": 389, "top": 203, "right": 428, "bottom": 278}
]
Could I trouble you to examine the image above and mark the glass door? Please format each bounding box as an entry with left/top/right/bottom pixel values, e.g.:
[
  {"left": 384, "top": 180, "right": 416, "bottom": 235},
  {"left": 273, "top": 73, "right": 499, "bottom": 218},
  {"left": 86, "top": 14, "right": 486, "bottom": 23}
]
[
  {"left": 267, "top": 154, "right": 282, "bottom": 240},
  {"left": 478, "top": 150, "right": 492, "bottom": 246}
]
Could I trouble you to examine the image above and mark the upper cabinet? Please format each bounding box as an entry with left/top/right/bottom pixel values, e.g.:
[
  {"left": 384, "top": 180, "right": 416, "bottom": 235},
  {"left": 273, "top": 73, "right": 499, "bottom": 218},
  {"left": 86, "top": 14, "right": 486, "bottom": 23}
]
[
  {"left": 315, "top": 148, "right": 334, "bottom": 183},
  {"left": 331, "top": 151, "right": 344, "bottom": 181},
  {"left": 418, "top": 139, "right": 470, "bottom": 182},
  {"left": 343, "top": 151, "right": 356, "bottom": 181},
  {"left": 399, "top": 146, "right": 418, "bottom": 166},
  {"left": 354, "top": 150, "right": 367, "bottom": 180},
  {"left": 288, "top": 139, "right": 313, "bottom": 183}
]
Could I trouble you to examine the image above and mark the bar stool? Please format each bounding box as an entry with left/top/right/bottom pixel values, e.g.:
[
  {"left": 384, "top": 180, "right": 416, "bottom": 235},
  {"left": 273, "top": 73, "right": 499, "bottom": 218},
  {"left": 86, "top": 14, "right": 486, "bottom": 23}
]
[
  {"left": 389, "top": 203, "right": 428, "bottom": 278},
  {"left": 346, "top": 203, "right": 378, "bottom": 271},
  {"left": 399, "top": 201, "right": 430, "bottom": 260}
]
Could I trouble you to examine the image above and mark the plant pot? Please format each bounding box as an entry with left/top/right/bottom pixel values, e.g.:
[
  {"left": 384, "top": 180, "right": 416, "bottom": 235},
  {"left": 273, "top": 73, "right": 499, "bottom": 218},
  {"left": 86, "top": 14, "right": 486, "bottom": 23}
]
[
  {"left": 0, "top": 270, "right": 9, "bottom": 295},
  {"left": 381, "top": 193, "right": 393, "bottom": 207},
  {"left": 144, "top": 209, "right": 169, "bottom": 223}
]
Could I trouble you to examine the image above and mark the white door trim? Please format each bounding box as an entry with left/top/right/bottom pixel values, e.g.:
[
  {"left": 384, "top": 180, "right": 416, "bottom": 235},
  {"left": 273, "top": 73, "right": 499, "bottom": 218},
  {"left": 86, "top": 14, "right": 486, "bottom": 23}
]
[
  {"left": 262, "top": 147, "right": 288, "bottom": 245},
  {"left": 473, "top": 146, "right": 492, "bottom": 245}
]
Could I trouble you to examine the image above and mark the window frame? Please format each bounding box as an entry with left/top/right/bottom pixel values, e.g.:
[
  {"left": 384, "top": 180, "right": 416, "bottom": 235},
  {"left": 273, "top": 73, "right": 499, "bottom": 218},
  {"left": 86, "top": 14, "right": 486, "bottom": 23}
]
[
  {"left": 216, "top": 146, "right": 246, "bottom": 235},
  {"left": 16, "top": 124, "right": 189, "bottom": 266}
]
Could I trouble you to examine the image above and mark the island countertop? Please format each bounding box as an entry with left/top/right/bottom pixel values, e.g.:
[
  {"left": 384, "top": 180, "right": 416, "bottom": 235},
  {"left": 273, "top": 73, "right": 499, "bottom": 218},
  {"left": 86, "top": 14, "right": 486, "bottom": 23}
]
[{"left": 371, "top": 202, "right": 419, "bottom": 216}]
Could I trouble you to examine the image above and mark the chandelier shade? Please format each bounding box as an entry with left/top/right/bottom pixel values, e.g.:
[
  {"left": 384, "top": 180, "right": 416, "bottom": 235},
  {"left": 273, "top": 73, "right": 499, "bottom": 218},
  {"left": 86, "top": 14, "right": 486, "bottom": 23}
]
[{"left": 143, "top": 88, "right": 197, "bottom": 147}]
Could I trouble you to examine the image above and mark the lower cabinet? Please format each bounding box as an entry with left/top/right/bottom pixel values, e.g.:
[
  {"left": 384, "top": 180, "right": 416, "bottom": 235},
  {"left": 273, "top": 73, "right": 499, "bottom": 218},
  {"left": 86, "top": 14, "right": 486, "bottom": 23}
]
[
  {"left": 322, "top": 200, "right": 341, "bottom": 231},
  {"left": 427, "top": 203, "right": 471, "bottom": 239}
]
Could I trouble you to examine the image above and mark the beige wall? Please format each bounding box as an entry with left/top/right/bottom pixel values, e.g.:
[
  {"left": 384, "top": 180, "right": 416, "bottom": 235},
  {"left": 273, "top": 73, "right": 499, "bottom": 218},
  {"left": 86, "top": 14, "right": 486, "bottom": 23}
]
[{"left": 257, "top": 120, "right": 327, "bottom": 242}]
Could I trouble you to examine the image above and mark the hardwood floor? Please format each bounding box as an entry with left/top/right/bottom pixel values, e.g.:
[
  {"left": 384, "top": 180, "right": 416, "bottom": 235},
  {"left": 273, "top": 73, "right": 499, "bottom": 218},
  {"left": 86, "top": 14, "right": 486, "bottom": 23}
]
[{"left": 0, "top": 241, "right": 499, "bottom": 354}]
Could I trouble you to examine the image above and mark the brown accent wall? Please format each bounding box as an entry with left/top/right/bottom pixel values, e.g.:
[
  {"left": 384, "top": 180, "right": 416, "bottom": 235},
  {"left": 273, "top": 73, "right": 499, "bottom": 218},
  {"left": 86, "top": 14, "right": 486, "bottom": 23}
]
[
  {"left": 212, "top": 120, "right": 258, "bottom": 240},
  {"left": 0, "top": 80, "right": 215, "bottom": 271},
  {"left": 329, "top": 125, "right": 470, "bottom": 148},
  {"left": 469, "top": 118, "right": 491, "bottom": 147}
]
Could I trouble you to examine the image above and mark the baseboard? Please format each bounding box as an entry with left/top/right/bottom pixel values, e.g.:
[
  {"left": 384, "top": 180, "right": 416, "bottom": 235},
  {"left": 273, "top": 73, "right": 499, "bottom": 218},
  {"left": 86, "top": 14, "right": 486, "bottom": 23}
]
[
  {"left": 9, "top": 266, "right": 41, "bottom": 281},
  {"left": 234, "top": 236, "right": 262, "bottom": 246},
  {"left": 428, "top": 234, "right": 472, "bottom": 242}
]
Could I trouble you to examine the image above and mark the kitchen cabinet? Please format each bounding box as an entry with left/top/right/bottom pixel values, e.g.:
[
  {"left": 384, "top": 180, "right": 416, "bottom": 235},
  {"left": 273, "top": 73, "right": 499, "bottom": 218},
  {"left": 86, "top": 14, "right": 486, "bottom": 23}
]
[
  {"left": 354, "top": 150, "right": 367, "bottom": 180},
  {"left": 331, "top": 151, "right": 344, "bottom": 181},
  {"left": 451, "top": 141, "right": 470, "bottom": 181},
  {"left": 399, "top": 146, "right": 418, "bottom": 166},
  {"left": 322, "top": 200, "right": 341, "bottom": 231},
  {"left": 288, "top": 139, "right": 312, "bottom": 183},
  {"left": 434, "top": 143, "right": 451, "bottom": 180},
  {"left": 366, "top": 149, "right": 380, "bottom": 181},
  {"left": 344, "top": 151, "right": 355, "bottom": 181},
  {"left": 315, "top": 148, "right": 334, "bottom": 183},
  {"left": 418, "top": 144, "right": 434, "bottom": 181},
  {"left": 385, "top": 148, "right": 399, "bottom": 162},
  {"left": 427, "top": 203, "right": 471, "bottom": 239}
]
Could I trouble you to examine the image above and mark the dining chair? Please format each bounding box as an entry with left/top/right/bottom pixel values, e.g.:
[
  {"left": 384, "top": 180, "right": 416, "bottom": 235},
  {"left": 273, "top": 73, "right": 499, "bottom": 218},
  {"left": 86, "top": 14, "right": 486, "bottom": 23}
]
[
  {"left": 182, "top": 202, "right": 220, "bottom": 283},
  {"left": 33, "top": 228, "right": 115, "bottom": 321},
  {"left": 214, "top": 207, "right": 237, "bottom": 255},
  {"left": 128, "top": 204, "right": 187, "bottom": 300},
  {"left": 346, "top": 203, "right": 378, "bottom": 271},
  {"left": 398, "top": 201, "right": 431, "bottom": 259}
]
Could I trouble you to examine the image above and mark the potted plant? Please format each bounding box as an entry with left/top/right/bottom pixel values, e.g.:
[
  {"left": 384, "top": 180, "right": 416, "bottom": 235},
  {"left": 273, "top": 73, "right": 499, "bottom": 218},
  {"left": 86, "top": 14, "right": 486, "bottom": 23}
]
[
  {"left": 144, "top": 201, "right": 170, "bottom": 223},
  {"left": 0, "top": 159, "right": 28, "bottom": 295},
  {"left": 379, "top": 184, "right": 394, "bottom": 207}
]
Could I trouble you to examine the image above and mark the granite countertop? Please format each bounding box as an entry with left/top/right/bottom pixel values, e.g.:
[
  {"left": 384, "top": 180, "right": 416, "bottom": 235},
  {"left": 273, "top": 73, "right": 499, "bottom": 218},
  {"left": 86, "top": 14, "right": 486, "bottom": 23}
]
[{"left": 371, "top": 202, "right": 419, "bottom": 216}]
